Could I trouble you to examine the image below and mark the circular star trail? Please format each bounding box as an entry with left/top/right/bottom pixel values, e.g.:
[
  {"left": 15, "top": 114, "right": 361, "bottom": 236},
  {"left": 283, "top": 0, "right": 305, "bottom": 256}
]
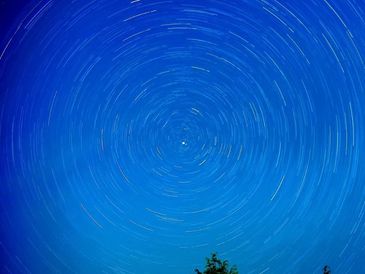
[{"left": 1, "top": 0, "right": 365, "bottom": 273}]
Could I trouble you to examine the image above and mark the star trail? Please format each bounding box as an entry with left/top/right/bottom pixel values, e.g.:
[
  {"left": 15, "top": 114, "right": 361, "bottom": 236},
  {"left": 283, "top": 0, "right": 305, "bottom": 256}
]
[{"left": 1, "top": 0, "right": 365, "bottom": 273}]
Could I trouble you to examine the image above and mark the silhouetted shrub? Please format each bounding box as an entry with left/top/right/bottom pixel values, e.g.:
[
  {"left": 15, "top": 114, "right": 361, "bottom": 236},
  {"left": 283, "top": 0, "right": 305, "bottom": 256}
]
[{"left": 195, "top": 252, "right": 238, "bottom": 274}]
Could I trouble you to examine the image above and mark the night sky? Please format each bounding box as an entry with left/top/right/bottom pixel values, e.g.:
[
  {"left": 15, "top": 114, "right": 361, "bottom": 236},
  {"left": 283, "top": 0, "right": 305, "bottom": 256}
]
[{"left": 1, "top": 0, "right": 365, "bottom": 273}]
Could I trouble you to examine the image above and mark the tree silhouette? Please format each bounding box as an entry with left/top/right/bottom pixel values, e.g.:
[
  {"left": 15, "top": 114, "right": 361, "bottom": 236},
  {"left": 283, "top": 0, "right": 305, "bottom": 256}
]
[
  {"left": 323, "top": 265, "right": 331, "bottom": 274},
  {"left": 195, "top": 252, "right": 238, "bottom": 274},
  {"left": 195, "top": 253, "right": 329, "bottom": 273}
]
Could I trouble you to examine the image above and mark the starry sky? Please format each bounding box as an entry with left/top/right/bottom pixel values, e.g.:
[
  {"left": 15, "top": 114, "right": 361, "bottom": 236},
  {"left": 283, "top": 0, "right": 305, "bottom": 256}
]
[{"left": 1, "top": 0, "right": 365, "bottom": 273}]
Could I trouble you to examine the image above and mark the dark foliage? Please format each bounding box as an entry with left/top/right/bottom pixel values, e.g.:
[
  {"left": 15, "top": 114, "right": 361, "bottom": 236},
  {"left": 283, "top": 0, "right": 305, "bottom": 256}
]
[
  {"left": 195, "top": 253, "right": 238, "bottom": 274},
  {"left": 323, "top": 265, "right": 331, "bottom": 274},
  {"left": 195, "top": 252, "right": 331, "bottom": 273}
]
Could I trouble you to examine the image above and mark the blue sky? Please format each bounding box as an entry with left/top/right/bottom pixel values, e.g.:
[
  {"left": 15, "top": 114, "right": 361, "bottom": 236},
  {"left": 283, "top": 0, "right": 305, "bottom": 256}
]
[{"left": 1, "top": 0, "right": 365, "bottom": 273}]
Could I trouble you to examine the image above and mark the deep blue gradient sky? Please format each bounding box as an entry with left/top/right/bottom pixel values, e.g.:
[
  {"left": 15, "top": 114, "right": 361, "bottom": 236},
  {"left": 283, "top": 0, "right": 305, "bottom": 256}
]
[{"left": 1, "top": 0, "right": 365, "bottom": 273}]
